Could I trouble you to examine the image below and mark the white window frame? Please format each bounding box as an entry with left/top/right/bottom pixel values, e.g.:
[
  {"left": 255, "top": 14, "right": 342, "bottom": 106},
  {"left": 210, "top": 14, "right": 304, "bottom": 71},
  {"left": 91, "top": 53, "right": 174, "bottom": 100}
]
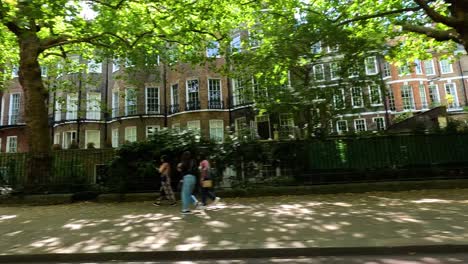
[
  {"left": 145, "top": 87, "right": 160, "bottom": 114},
  {"left": 414, "top": 60, "right": 423, "bottom": 74},
  {"left": 111, "top": 128, "right": 119, "bottom": 148},
  {"left": 186, "top": 120, "right": 201, "bottom": 135},
  {"left": 444, "top": 83, "right": 460, "bottom": 109},
  {"left": 124, "top": 126, "right": 137, "bottom": 143},
  {"left": 66, "top": 93, "right": 78, "bottom": 120},
  {"left": 313, "top": 64, "right": 325, "bottom": 81},
  {"left": 186, "top": 79, "right": 199, "bottom": 105},
  {"left": 440, "top": 59, "right": 453, "bottom": 74},
  {"left": 401, "top": 85, "right": 415, "bottom": 110},
  {"left": 146, "top": 125, "right": 160, "bottom": 138},
  {"left": 62, "top": 131, "right": 77, "bottom": 149},
  {"left": 209, "top": 120, "right": 224, "bottom": 142},
  {"left": 330, "top": 62, "right": 340, "bottom": 80},
  {"left": 419, "top": 85, "right": 429, "bottom": 109},
  {"left": 351, "top": 87, "right": 363, "bottom": 108},
  {"left": 208, "top": 78, "right": 222, "bottom": 106},
  {"left": 6, "top": 136, "right": 17, "bottom": 153},
  {"left": 354, "top": 119, "right": 367, "bottom": 132},
  {"left": 8, "top": 93, "right": 21, "bottom": 125},
  {"left": 54, "top": 133, "right": 61, "bottom": 145},
  {"left": 424, "top": 59, "right": 435, "bottom": 75},
  {"left": 54, "top": 100, "right": 62, "bottom": 122},
  {"left": 333, "top": 89, "right": 345, "bottom": 109},
  {"left": 428, "top": 84, "right": 440, "bottom": 105},
  {"left": 85, "top": 130, "right": 101, "bottom": 149},
  {"left": 387, "top": 85, "right": 396, "bottom": 111},
  {"left": 112, "top": 91, "right": 119, "bottom": 118},
  {"left": 373, "top": 117, "right": 385, "bottom": 131},
  {"left": 233, "top": 78, "right": 246, "bottom": 106},
  {"left": 336, "top": 120, "right": 348, "bottom": 133},
  {"left": 171, "top": 83, "right": 179, "bottom": 109},
  {"left": 383, "top": 62, "right": 391, "bottom": 78},
  {"left": 368, "top": 85, "right": 383, "bottom": 106},
  {"left": 125, "top": 88, "right": 137, "bottom": 116},
  {"left": 365, "top": 56, "right": 378, "bottom": 75},
  {"left": 0, "top": 95, "right": 4, "bottom": 126},
  {"left": 86, "top": 92, "right": 101, "bottom": 120}
]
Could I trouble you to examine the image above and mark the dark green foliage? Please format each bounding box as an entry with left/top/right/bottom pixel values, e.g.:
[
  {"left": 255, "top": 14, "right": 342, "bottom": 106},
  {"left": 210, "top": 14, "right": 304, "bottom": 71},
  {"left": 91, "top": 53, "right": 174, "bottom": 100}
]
[{"left": 106, "top": 129, "right": 209, "bottom": 193}]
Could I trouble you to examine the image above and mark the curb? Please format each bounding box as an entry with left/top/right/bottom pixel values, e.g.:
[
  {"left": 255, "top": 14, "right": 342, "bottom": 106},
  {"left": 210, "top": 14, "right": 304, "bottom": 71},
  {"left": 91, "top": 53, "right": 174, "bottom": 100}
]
[
  {"left": 3, "top": 179, "right": 468, "bottom": 205},
  {"left": 1, "top": 245, "right": 468, "bottom": 263}
]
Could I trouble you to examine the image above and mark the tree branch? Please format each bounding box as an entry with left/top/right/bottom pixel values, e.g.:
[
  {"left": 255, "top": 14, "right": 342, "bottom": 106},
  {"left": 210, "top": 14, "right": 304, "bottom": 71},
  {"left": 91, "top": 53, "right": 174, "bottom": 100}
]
[
  {"left": 401, "top": 23, "right": 460, "bottom": 43},
  {"left": 40, "top": 30, "right": 166, "bottom": 53},
  {"left": 41, "top": 52, "right": 66, "bottom": 58},
  {"left": 5, "top": 21, "right": 22, "bottom": 35},
  {"left": 413, "top": 0, "right": 458, "bottom": 27},
  {"left": 337, "top": 6, "right": 422, "bottom": 26}
]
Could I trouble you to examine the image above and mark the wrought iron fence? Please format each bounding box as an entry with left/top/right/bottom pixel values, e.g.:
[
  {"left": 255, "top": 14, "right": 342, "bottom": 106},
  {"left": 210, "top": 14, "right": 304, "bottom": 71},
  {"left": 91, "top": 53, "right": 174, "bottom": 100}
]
[
  {"left": 0, "top": 149, "right": 115, "bottom": 193},
  {"left": 1, "top": 134, "right": 468, "bottom": 193}
]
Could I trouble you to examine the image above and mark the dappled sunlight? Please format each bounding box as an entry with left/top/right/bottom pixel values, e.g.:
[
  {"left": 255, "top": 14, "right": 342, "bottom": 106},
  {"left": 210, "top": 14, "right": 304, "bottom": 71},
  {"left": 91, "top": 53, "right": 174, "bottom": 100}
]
[
  {"left": 2, "top": 189, "right": 468, "bottom": 255},
  {"left": 411, "top": 199, "right": 452, "bottom": 204},
  {"left": 0, "top": 214, "right": 16, "bottom": 222}
]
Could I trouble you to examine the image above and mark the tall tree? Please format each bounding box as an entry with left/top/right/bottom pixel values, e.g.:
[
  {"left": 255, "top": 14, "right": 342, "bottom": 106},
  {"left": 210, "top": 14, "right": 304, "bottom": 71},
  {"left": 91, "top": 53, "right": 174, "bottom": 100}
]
[
  {"left": 227, "top": 1, "right": 386, "bottom": 137},
  {"left": 0, "top": 0, "right": 246, "bottom": 185}
]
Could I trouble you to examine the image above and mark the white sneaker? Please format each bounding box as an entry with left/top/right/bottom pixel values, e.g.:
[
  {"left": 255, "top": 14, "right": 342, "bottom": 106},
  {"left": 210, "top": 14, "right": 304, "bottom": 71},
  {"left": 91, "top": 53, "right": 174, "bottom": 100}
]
[
  {"left": 181, "top": 210, "right": 192, "bottom": 215},
  {"left": 213, "top": 197, "right": 221, "bottom": 205},
  {"left": 198, "top": 205, "right": 207, "bottom": 210}
]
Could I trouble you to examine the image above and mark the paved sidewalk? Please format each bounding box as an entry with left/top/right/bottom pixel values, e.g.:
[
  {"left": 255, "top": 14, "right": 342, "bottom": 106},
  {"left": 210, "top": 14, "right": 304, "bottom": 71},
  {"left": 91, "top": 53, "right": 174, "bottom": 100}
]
[{"left": 1, "top": 188, "right": 468, "bottom": 256}]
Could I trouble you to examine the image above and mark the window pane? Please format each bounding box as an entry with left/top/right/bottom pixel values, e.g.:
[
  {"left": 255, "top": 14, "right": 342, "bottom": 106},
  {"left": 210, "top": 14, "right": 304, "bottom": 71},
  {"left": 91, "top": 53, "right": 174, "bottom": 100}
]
[
  {"left": 401, "top": 85, "right": 415, "bottom": 110},
  {"left": 146, "top": 87, "right": 159, "bottom": 114},
  {"left": 352, "top": 87, "right": 363, "bottom": 107},
  {"left": 125, "top": 89, "right": 137, "bottom": 115},
  {"left": 209, "top": 120, "right": 224, "bottom": 142}
]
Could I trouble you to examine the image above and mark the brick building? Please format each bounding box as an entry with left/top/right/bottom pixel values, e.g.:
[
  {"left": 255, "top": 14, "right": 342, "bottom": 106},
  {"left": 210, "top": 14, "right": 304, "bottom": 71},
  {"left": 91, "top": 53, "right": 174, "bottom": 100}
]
[{"left": 2, "top": 46, "right": 468, "bottom": 152}]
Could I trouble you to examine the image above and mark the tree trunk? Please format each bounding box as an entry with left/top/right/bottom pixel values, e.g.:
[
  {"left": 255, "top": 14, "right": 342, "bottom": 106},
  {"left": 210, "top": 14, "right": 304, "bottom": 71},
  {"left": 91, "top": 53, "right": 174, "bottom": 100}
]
[{"left": 18, "top": 31, "right": 51, "bottom": 188}]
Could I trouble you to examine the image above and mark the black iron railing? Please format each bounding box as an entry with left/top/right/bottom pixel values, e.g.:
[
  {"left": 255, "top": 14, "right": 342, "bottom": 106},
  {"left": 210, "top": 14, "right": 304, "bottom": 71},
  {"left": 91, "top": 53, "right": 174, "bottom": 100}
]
[
  {"left": 168, "top": 104, "right": 180, "bottom": 114},
  {"left": 186, "top": 100, "right": 201, "bottom": 111},
  {"left": 208, "top": 100, "right": 224, "bottom": 109}
]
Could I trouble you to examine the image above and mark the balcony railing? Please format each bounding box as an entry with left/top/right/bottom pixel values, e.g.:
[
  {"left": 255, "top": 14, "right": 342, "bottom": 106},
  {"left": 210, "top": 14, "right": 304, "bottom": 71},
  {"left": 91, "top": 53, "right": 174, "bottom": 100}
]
[
  {"left": 1, "top": 114, "right": 25, "bottom": 127},
  {"left": 208, "top": 100, "right": 224, "bottom": 109},
  {"left": 110, "top": 104, "right": 162, "bottom": 119},
  {"left": 168, "top": 104, "right": 180, "bottom": 114},
  {"left": 233, "top": 94, "right": 253, "bottom": 107},
  {"left": 186, "top": 100, "right": 201, "bottom": 111}
]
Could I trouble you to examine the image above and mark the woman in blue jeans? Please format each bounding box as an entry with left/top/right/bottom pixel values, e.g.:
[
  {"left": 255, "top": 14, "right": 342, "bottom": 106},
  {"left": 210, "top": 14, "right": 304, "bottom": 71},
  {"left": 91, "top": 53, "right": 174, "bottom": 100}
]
[{"left": 179, "top": 151, "right": 198, "bottom": 214}]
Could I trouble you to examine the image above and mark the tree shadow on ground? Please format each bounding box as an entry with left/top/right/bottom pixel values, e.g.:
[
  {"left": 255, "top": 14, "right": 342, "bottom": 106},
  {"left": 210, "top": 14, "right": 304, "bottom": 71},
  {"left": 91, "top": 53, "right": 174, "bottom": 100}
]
[{"left": 1, "top": 189, "right": 468, "bottom": 256}]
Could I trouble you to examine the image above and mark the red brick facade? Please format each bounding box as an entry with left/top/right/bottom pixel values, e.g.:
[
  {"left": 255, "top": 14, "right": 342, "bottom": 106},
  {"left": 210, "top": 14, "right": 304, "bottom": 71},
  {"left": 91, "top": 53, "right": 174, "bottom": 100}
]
[{"left": 2, "top": 53, "right": 468, "bottom": 152}]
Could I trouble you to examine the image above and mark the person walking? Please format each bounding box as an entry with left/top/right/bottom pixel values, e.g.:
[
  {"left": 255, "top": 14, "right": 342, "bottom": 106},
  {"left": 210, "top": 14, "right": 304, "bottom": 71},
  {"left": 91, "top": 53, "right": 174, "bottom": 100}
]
[
  {"left": 179, "top": 151, "right": 198, "bottom": 214},
  {"left": 154, "top": 155, "right": 176, "bottom": 206},
  {"left": 199, "top": 155, "right": 220, "bottom": 209}
]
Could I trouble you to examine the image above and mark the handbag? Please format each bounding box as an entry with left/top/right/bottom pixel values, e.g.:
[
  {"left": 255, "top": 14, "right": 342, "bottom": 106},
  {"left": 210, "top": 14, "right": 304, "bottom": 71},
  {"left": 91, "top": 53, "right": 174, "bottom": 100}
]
[{"left": 202, "top": 179, "right": 213, "bottom": 188}]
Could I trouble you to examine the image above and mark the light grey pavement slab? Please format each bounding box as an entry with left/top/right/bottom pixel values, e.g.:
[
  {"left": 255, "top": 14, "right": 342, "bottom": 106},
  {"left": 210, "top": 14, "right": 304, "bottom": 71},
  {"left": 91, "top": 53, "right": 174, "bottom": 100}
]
[{"left": 2, "top": 189, "right": 468, "bottom": 256}]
